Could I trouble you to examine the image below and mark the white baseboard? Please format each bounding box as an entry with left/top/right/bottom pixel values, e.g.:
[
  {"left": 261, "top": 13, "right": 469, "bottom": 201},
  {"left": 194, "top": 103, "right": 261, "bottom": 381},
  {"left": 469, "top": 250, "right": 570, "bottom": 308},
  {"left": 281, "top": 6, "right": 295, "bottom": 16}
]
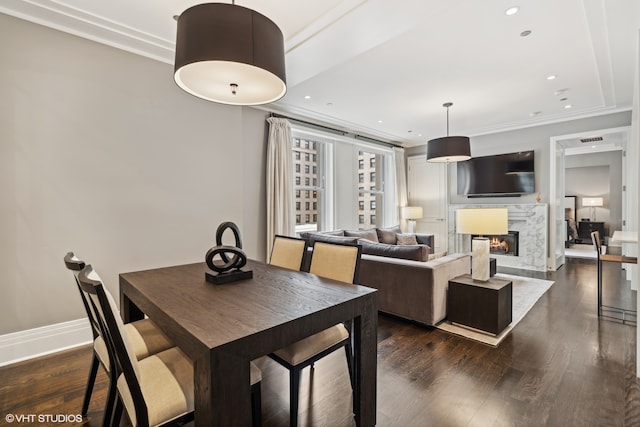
[{"left": 0, "top": 318, "right": 93, "bottom": 367}]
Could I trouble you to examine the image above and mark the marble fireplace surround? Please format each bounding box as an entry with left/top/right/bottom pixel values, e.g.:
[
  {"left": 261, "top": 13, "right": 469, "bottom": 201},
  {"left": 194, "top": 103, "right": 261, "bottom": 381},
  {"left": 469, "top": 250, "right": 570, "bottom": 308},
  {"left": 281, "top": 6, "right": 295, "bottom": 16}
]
[{"left": 448, "top": 204, "right": 548, "bottom": 272}]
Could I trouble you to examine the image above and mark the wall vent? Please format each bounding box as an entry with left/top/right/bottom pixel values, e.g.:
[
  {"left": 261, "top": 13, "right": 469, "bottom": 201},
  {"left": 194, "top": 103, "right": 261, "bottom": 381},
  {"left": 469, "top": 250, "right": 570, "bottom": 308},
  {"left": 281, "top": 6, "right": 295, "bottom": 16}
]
[{"left": 580, "top": 136, "right": 603, "bottom": 143}]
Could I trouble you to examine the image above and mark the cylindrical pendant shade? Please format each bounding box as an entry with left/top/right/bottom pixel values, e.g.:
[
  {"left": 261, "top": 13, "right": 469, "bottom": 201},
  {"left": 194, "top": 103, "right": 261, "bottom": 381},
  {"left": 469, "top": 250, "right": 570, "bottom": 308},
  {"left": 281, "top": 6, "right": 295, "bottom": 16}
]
[
  {"left": 426, "top": 136, "right": 471, "bottom": 163},
  {"left": 174, "top": 3, "right": 287, "bottom": 105}
]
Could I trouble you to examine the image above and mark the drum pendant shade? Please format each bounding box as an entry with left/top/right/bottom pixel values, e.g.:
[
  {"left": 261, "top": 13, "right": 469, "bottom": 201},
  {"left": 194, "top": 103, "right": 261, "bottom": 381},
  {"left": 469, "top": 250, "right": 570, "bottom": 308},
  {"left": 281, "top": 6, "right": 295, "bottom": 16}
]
[
  {"left": 427, "top": 102, "right": 471, "bottom": 163},
  {"left": 174, "top": 3, "right": 287, "bottom": 105},
  {"left": 426, "top": 136, "right": 471, "bottom": 162}
]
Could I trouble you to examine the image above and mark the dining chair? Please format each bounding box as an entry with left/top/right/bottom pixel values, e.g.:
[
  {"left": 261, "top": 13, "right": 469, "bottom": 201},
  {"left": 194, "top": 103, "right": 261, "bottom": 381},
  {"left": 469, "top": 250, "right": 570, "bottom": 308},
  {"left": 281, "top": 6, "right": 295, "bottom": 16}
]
[
  {"left": 269, "top": 240, "right": 362, "bottom": 427},
  {"left": 590, "top": 231, "right": 638, "bottom": 323},
  {"left": 76, "top": 264, "right": 263, "bottom": 427},
  {"left": 64, "top": 252, "right": 174, "bottom": 425},
  {"left": 269, "top": 235, "right": 308, "bottom": 271}
]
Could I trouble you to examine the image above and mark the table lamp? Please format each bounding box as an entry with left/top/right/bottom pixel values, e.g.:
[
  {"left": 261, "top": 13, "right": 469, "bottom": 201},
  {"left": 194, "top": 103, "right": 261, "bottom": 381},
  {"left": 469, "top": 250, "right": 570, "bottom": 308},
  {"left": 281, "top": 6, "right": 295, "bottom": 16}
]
[
  {"left": 582, "top": 197, "right": 603, "bottom": 221},
  {"left": 456, "top": 208, "right": 508, "bottom": 281},
  {"left": 401, "top": 206, "right": 423, "bottom": 233}
]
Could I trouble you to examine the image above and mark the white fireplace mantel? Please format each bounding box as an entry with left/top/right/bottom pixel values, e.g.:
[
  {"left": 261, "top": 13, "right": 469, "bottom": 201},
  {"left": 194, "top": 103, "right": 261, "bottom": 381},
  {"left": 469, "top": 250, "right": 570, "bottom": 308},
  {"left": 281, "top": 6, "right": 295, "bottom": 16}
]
[{"left": 448, "top": 203, "right": 548, "bottom": 272}]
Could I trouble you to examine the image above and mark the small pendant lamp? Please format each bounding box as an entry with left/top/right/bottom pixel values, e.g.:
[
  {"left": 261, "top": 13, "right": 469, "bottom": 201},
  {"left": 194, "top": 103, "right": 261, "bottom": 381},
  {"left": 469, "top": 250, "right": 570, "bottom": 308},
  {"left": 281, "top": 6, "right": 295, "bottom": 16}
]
[
  {"left": 426, "top": 102, "right": 471, "bottom": 163},
  {"left": 174, "top": 2, "right": 287, "bottom": 105}
]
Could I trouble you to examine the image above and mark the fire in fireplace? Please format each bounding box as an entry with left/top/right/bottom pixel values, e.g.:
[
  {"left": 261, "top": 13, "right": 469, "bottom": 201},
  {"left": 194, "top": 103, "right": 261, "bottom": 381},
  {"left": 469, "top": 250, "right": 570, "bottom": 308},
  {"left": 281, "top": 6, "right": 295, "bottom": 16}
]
[{"left": 473, "top": 231, "right": 519, "bottom": 256}]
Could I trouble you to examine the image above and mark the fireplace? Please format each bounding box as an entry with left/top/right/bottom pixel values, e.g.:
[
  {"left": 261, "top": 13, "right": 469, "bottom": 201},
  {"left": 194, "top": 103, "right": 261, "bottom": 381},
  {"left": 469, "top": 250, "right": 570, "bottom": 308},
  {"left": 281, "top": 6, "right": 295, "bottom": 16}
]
[{"left": 473, "top": 231, "right": 519, "bottom": 256}]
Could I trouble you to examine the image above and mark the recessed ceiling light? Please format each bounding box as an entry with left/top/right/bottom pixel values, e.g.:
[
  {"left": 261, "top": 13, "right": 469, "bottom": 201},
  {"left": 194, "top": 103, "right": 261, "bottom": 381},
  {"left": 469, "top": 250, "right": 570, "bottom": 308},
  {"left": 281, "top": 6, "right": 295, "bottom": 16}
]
[
  {"left": 304, "top": 95, "right": 311, "bottom": 99},
  {"left": 547, "top": 75, "right": 557, "bottom": 80},
  {"left": 418, "top": 133, "right": 423, "bottom": 137},
  {"left": 377, "top": 120, "right": 383, "bottom": 123},
  {"left": 520, "top": 30, "right": 532, "bottom": 37},
  {"left": 326, "top": 102, "right": 333, "bottom": 107},
  {"left": 529, "top": 111, "right": 542, "bottom": 117},
  {"left": 559, "top": 97, "right": 568, "bottom": 102},
  {"left": 554, "top": 88, "right": 568, "bottom": 95},
  {"left": 592, "top": 145, "right": 597, "bottom": 148},
  {"left": 564, "top": 104, "right": 572, "bottom": 109},
  {"left": 505, "top": 6, "right": 519, "bottom": 16}
]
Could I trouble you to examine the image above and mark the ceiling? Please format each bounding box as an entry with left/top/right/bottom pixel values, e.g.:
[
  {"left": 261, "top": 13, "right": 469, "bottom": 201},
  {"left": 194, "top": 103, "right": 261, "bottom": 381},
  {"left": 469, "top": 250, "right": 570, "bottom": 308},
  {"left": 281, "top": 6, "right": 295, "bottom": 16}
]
[{"left": 2, "top": 0, "right": 639, "bottom": 147}]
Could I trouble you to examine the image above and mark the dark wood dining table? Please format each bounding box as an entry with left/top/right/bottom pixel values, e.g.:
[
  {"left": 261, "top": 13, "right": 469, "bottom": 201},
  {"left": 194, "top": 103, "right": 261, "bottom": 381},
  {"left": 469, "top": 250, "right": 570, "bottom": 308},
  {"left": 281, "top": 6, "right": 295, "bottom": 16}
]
[{"left": 119, "top": 259, "right": 378, "bottom": 426}]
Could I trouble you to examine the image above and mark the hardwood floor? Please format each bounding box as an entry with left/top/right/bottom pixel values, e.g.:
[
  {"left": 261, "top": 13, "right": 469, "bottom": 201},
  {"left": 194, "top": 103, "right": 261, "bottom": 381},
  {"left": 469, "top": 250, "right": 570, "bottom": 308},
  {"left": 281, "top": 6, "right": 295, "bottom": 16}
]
[{"left": 1, "top": 258, "right": 639, "bottom": 426}]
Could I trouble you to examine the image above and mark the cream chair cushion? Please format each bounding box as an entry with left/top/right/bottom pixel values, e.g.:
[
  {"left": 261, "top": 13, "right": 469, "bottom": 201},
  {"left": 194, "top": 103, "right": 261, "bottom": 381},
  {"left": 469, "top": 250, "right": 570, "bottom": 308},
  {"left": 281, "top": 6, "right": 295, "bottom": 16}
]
[
  {"left": 93, "top": 319, "right": 174, "bottom": 371},
  {"left": 309, "top": 242, "right": 359, "bottom": 283},
  {"left": 273, "top": 324, "right": 349, "bottom": 366},
  {"left": 118, "top": 349, "right": 262, "bottom": 427},
  {"left": 117, "top": 347, "right": 194, "bottom": 427},
  {"left": 270, "top": 236, "right": 306, "bottom": 271}
]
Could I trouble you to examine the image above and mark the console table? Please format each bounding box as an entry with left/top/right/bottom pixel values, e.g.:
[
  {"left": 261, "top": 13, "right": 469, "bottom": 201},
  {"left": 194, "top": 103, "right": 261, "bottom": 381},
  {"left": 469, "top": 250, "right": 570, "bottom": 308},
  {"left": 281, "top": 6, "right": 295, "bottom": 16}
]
[
  {"left": 578, "top": 221, "right": 605, "bottom": 243},
  {"left": 447, "top": 274, "right": 512, "bottom": 335}
]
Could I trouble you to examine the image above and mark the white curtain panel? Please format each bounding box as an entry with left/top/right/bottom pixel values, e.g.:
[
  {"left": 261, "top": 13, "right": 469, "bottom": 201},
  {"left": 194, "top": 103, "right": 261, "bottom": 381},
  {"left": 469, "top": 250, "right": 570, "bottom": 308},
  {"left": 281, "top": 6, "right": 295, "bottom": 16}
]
[
  {"left": 266, "top": 117, "right": 295, "bottom": 258},
  {"left": 393, "top": 147, "right": 408, "bottom": 228}
]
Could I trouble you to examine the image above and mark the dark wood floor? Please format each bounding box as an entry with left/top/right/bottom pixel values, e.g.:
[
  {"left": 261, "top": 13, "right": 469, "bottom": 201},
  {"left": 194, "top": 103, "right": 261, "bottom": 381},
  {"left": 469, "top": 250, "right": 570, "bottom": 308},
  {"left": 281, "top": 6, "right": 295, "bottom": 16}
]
[{"left": 1, "top": 257, "right": 639, "bottom": 426}]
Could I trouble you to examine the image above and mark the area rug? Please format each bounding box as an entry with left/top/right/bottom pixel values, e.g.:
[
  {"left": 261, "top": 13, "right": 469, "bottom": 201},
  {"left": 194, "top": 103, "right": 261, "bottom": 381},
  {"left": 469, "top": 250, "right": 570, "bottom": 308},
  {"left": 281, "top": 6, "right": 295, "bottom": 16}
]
[{"left": 436, "top": 273, "right": 554, "bottom": 346}]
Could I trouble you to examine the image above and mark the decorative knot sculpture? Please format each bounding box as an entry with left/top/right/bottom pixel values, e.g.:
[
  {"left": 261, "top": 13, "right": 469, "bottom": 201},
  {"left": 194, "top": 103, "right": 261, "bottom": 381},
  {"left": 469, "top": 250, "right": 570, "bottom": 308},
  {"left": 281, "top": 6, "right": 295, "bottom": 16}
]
[{"left": 205, "top": 222, "right": 253, "bottom": 284}]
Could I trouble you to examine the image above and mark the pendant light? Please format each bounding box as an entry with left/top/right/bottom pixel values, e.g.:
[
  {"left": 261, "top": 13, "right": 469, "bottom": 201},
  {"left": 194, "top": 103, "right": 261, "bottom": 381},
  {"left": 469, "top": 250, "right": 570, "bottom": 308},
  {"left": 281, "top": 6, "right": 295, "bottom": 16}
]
[
  {"left": 174, "top": 2, "right": 287, "bottom": 105},
  {"left": 426, "top": 102, "right": 471, "bottom": 163}
]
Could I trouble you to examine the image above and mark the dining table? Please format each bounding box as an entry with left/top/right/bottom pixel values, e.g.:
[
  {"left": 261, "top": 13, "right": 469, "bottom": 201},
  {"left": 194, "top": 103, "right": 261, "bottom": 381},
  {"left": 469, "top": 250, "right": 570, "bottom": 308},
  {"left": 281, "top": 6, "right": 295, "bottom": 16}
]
[{"left": 119, "top": 259, "right": 378, "bottom": 426}]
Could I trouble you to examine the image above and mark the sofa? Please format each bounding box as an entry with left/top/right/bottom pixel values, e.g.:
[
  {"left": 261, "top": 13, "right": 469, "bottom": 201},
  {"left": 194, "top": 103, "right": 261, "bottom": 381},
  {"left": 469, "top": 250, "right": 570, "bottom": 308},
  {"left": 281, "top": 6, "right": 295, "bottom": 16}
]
[{"left": 300, "top": 226, "right": 470, "bottom": 325}]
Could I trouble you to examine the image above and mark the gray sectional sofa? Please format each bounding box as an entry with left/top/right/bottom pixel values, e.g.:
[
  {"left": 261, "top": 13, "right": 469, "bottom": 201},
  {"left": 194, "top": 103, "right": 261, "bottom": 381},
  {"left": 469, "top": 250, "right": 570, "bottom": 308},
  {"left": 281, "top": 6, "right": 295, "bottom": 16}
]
[{"left": 300, "top": 226, "right": 470, "bottom": 326}]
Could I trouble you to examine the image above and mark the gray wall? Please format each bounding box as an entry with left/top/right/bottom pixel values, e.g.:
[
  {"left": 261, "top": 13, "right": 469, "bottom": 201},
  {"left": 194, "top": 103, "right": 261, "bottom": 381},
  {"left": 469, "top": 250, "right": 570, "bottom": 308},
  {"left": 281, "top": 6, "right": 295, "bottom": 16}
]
[
  {"left": 0, "top": 14, "right": 269, "bottom": 335},
  {"left": 565, "top": 151, "right": 623, "bottom": 237},
  {"left": 406, "top": 113, "right": 631, "bottom": 205}
]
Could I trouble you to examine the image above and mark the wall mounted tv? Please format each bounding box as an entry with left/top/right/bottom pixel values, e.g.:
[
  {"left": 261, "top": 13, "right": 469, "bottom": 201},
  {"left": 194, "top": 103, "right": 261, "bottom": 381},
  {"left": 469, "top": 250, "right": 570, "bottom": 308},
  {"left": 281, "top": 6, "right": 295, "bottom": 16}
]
[{"left": 457, "top": 150, "right": 535, "bottom": 197}]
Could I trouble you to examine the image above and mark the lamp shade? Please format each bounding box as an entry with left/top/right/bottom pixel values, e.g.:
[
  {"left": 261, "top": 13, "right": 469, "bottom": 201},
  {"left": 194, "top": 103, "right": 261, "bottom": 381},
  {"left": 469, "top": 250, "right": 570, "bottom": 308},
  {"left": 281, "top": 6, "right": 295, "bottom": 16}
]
[
  {"left": 456, "top": 208, "right": 508, "bottom": 235},
  {"left": 426, "top": 136, "right": 471, "bottom": 163},
  {"left": 174, "top": 3, "right": 286, "bottom": 105},
  {"left": 401, "top": 206, "right": 423, "bottom": 220},
  {"left": 582, "top": 197, "right": 603, "bottom": 207}
]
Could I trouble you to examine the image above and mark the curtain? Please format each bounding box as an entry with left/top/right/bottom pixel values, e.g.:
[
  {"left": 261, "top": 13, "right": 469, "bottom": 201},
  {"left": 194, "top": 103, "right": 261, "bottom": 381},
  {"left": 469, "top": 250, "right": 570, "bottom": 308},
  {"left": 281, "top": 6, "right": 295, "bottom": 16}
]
[
  {"left": 266, "top": 117, "right": 295, "bottom": 259},
  {"left": 393, "top": 147, "right": 408, "bottom": 228}
]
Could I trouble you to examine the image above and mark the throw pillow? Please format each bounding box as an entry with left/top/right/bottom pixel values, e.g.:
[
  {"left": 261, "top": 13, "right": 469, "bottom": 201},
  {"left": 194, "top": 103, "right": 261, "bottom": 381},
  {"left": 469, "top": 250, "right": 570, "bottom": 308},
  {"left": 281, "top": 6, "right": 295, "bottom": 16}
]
[
  {"left": 345, "top": 229, "right": 379, "bottom": 243},
  {"left": 427, "top": 251, "right": 448, "bottom": 261},
  {"left": 376, "top": 225, "right": 401, "bottom": 244},
  {"left": 396, "top": 233, "right": 418, "bottom": 245}
]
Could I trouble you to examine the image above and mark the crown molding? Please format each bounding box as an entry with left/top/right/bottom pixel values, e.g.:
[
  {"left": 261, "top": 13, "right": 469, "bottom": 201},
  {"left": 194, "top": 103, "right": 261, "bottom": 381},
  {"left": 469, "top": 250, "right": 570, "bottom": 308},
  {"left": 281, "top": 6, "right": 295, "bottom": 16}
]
[{"left": 0, "top": 0, "right": 175, "bottom": 64}]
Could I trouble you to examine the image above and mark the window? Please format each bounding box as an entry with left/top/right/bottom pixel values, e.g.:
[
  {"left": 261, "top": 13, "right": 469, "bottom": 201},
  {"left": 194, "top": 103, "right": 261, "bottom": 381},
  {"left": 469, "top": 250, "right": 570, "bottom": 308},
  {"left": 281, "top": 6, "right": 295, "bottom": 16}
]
[
  {"left": 291, "top": 130, "right": 396, "bottom": 234},
  {"left": 292, "top": 136, "right": 326, "bottom": 234},
  {"left": 357, "top": 150, "right": 383, "bottom": 229}
]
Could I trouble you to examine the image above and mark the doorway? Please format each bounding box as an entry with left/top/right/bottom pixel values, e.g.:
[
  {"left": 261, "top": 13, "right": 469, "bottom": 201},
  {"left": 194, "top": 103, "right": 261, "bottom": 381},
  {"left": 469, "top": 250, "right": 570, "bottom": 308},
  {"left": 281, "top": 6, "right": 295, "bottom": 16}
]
[{"left": 549, "top": 126, "right": 632, "bottom": 270}]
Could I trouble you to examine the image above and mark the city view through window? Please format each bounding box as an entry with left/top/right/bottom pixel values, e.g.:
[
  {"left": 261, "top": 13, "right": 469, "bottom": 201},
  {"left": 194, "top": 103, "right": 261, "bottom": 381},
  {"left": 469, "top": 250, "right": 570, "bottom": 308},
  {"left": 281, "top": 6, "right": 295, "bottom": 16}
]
[{"left": 293, "top": 137, "right": 381, "bottom": 233}]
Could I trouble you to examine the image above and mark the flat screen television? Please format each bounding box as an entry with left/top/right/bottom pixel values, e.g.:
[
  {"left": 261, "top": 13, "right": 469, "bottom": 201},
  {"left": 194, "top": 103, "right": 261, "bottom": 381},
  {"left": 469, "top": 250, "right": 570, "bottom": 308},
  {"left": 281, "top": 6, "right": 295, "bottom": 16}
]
[{"left": 457, "top": 150, "right": 535, "bottom": 196}]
